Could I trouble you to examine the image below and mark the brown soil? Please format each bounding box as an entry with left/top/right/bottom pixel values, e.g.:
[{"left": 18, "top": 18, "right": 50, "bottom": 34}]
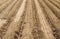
[{"left": 0, "top": 0, "right": 60, "bottom": 39}]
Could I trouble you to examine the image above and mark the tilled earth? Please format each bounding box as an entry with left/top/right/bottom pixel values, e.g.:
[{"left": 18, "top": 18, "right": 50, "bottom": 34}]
[{"left": 0, "top": 0, "right": 60, "bottom": 39}]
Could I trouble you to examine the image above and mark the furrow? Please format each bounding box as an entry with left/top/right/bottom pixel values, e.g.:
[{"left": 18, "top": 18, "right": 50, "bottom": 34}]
[
  {"left": 2, "top": 0, "right": 26, "bottom": 39},
  {"left": 44, "top": 0, "right": 60, "bottom": 19},
  {"left": 0, "top": 0, "right": 23, "bottom": 34},
  {"left": 38, "top": 0, "right": 60, "bottom": 39},
  {"left": 49, "top": 0, "right": 60, "bottom": 9},
  {"left": 0, "top": 0, "right": 14, "bottom": 12},
  {"left": 0, "top": 0, "right": 18, "bottom": 19},
  {"left": 34, "top": 0, "right": 55, "bottom": 39},
  {"left": 20, "top": 0, "right": 34, "bottom": 39},
  {"left": 0, "top": 0, "right": 8, "bottom": 5}
]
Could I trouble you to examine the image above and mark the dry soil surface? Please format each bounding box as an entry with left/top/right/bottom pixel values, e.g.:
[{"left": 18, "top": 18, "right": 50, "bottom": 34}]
[{"left": 0, "top": 0, "right": 60, "bottom": 39}]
